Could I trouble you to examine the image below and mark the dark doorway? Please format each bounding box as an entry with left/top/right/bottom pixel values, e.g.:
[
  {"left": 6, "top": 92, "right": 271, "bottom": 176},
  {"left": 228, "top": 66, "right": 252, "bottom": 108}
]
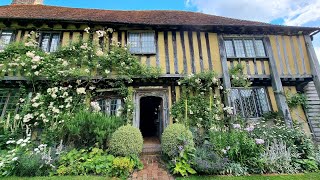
[{"left": 140, "top": 96, "right": 162, "bottom": 138}]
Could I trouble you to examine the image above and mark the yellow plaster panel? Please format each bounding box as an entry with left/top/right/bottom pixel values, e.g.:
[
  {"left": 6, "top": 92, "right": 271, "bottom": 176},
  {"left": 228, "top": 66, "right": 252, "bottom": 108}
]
[
  {"left": 176, "top": 31, "right": 184, "bottom": 74},
  {"left": 158, "top": 32, "right": 166, "bottom": 74},
  {"left": 62, "top": 32, "right": 70, "bottom": 46},
  {"left": 184, "top": 31, "right": 192, "bottom": 74},
  {"left": 209, "top": 33, "right": 222, "bottom": 74},
  {"left": 284, "top": 36, "right": 296, "bottom": 75},
  {"left": 167, "top": 31, "right": 175, "bottom": 74},
  {"left": 267, "top": 86, "right": 278, "bottom": 112},
  {"left": 200, "top": 32, "right": 209, "bottom": 71},
  {"left": 192, "top": 32, "right": 201, "bottom": 73}
]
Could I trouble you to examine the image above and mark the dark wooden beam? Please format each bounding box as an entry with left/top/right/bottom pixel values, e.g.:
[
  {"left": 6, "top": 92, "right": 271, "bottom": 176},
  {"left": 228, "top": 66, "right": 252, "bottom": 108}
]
[
  {"left": 264, "top": 36, "right": 293, "bottom": 127},
  {"left": 218, "top": 35, "right": 232, "bottom": 106}
]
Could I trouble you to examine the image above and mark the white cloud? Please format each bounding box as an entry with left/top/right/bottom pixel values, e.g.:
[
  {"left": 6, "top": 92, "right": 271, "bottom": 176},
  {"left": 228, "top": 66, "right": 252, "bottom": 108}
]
[{"left": 186, "top": 0, "right": 320, "bottom": 60}]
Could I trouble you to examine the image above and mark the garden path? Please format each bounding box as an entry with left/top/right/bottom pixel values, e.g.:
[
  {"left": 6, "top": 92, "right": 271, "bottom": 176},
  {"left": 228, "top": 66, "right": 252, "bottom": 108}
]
[{"left": 130, "top": 155, "right": 175, "bottom": 180}]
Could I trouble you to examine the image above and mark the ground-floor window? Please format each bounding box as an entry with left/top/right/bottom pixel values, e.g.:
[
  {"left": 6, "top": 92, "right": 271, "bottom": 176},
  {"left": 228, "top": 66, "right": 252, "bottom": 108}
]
[
  {"left": 230, "top": 87, "right": 270, "bottom": 119},
  {"left": 96, "top": 98, "right": 122, "bottom": 116},
  {"left": 0, "top": 89, "right": 20, "bottom": 119}
]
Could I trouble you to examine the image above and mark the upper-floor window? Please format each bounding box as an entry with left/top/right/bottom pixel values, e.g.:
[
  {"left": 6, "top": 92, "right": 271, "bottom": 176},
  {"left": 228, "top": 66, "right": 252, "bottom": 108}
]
[
  {"left": 128, "top": 31, "right": 156, "bottom": 54},
  {"left": 0, "top": 31, "right": 14, "bottom": 50},
  {"left": 230, "top": 87, "right": 270, "bottom": 119},
  {"left": 39, "top": 32, "right": 61, "bottom": 52},
  {"left": 97, "top": 98, "right": 122, "bottom": 116},
  {"left": 224, "top": 38, "right": 267, "bottom": 58}
]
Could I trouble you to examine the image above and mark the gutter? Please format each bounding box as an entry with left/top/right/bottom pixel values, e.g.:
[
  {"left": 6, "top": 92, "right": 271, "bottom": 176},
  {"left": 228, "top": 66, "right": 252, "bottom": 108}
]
[{"left": 310, "top": 29, "right": 320, "bottom": 41}]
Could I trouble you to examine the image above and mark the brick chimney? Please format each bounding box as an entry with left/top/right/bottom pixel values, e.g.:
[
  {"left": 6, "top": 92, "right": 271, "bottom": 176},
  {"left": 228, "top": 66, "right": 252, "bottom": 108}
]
[{"left": 12, "top": 0, "right": 43, "bottom": 5}]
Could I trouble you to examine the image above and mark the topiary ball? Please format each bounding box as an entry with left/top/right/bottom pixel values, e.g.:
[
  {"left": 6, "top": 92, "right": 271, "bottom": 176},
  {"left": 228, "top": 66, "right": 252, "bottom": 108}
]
[
  {"left": 109, "top": 125, "right": 143, "bottom": 156},
  {"left": 161, "top": 123, "right": 194, "bottom": 158}
]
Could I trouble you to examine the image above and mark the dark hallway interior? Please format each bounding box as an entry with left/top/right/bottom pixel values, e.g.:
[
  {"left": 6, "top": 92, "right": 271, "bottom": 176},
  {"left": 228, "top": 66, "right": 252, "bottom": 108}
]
[{"left": 140, "top": 96, "right": 162, "bottom": 138}]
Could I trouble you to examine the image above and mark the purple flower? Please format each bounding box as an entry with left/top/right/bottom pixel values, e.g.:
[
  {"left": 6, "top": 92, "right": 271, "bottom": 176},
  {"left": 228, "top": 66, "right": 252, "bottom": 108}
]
[
  {"left": 232, "top": 124, "right": 241, "bottom": 129},
  {"left": 244, "top": 125, "right": 254, "bottom": 132},
  {"left": 178, "top": 145, "right": 183, "bottom": 151},
  {"left": 255, "top": 139, "right": 265, "bottom": 144}
]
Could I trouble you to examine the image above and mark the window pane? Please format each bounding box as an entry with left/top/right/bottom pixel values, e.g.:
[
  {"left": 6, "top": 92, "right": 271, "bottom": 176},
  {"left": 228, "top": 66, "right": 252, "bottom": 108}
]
[
  {"left": 0, "top": 31, "right": 13, "bottom": 50},
  {"left": 231, "top": 88, "right": 270, "bottom": 118},
  {"left": 40, "top": 33, "right": 51, "bottom": 52},
  {"left": 0, "top": 89, "right": 19, "bottom": 119},
  {"left": 244, "top": 39, "right": 255, "bottom": 57},
  {"left": 128, "top": 32, "right": 141, "bottom": 53},
  {"left": 141, "top": 32, "right": 155, "bottom": 53},
  {"left": 97, "top": 98, "right": 121, "bottom": 116},
  {"left": 255, "top": 40, "right": 266, "bottom": 57},
  {"left": 234, "top": 40, "right": 245, "bottom": 57},
  {"left": 49, "top": 34, "right": 60, "bottom": 52},
  {"left": 224, "top": 40, "right": 234, "bottom": 57}
]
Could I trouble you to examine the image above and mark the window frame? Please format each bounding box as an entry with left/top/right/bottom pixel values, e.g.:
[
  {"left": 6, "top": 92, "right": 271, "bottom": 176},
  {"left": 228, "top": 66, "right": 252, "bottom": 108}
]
[
  {"left": 0, "top": 88, "right": 20, "bottom": 120},
  {"left": 0, "top": 30, "right": 15, "bottom": 50},
  {"left": 230, "top": 87, "right": 271, "bottom": 119},
  {"left": 224, "top": 37, "right": 268, "bottom": 58},
  {"left": 38, "top": 31, "right": 62, "bottom": 52},
  {"left": 95, "top": 96, "right": 123, "bottom": 116},
  {"left": 127, "top": 30, "right": 156, "bottom": 55}
]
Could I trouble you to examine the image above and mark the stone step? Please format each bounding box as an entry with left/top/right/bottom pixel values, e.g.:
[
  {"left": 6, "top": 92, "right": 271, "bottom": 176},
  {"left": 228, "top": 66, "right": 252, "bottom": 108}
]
[{"left": 142, "top": 143, "right": 161, "bottom": 155}]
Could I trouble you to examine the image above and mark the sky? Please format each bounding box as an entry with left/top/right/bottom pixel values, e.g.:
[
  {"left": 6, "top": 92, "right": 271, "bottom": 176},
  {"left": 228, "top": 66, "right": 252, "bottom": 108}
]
[{"left": 0, "top": 0, "right": 319, "bottom": 60}]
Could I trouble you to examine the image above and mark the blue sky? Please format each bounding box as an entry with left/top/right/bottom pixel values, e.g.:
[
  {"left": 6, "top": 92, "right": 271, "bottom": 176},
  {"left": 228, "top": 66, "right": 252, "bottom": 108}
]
[{"left": 1, "top": 0, "right": 319, "bottom": 59}]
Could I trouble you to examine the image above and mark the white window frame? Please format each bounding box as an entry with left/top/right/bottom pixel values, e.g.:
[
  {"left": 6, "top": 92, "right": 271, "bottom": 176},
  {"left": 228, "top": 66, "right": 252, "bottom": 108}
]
[
  {"left": 224, "top": 38, "right": 267, "bottom": 58},
  {"left": 230, "top": 87, "right": 271, "bottom": 119},
  {"left": 127, "top": 31, "right": 156, "bottom": 54},
  {"left": 0, "top": 30, "right": 14, "bottom": 50},
  {"left": 39, "top": 32, "right": 61, "bottom": 52},
  {"left": 96, "top": 98, "right": 122, "bottom": 116}
]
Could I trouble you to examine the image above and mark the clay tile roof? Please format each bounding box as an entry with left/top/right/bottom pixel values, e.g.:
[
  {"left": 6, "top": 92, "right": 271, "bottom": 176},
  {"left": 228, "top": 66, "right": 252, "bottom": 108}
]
[{"left": 0, "top": 4, "right": 319, "bottom": 33}]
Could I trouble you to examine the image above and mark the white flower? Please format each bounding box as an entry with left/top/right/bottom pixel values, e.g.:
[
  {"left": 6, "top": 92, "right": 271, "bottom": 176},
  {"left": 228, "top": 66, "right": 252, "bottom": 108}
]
[
  {"left": 23, "top": 113, "right": 34, "bottom": 123},
  {"left": 96, "top": 30, "right": 106, "bottom": 38},
  {"left": 89, "top": 86, "right": 96, "bottom": 90},
  {"left": 14, "top": 114, "right": 20, "bottom": 120},
  {"left": 96, "top": 49, "right": 104, "bottom": 57},
  {"left": 90, "top": 101, "right": 101, "bottom": 112},
  {"left": 106, "top": 28, "right": 113, "bottom": 33},
  {"left": 62, "top": 61, "right": 68, "bottom": 67},
  {"left": 232, "top": 123, "right": 241, "bottom": 129},
  {"left": 26, "top": 51, "right": 35, "bottom": 58},
  {"left": 16, "top": 139, "right": 24, "bottom": 145},
  {"left": 76, "top": 87, "right": 86, "bottom": 95},
  {"left": 223, "top": 106, "right": 233, "bottom": 115},
  {"left": 235, "top": 76, "right": 239, "bottom": 80},
  {"left": 212, "top": 77, "right": 218, "bottom": 84},
  {"left": 12, "top": 157, "right": 18, "bottom": 161},
  {"left": 32, "top": 56, "right": 41, "bottom": 63},
  {"left": 104, "top": 69, "right": 110, "bottom": 74},
  {"left": 32, "top": 65, "right": 38, "bottom": 69},
  {"left": 80, "top": 43, "right": 88, "bottom": 50},
  {"left": 85, "top": 69, "right": 90, "bottom": 73},
  {"left": 32, "top": 102, "right": 40, "bottom": 108},
  {"left": 219, "top": 86, "right": 224, "bottom": 90},
  {"left": 51, "top": 94, "right": 57, "bottom": 99},
  {"left": 6, "top": 140, "right": 16, "bottom": 144},
  {"left": 34, "top": 71, "right": 40, "bottom": 76},
  {"left": 221, "top": 149, "right": 227, "bottom": 154},
  {"left": 52, "top": 107, "right": 60, "bottom": 114},
  {"left": 84, "top": 27, "right": 90, "bottom": 33}
]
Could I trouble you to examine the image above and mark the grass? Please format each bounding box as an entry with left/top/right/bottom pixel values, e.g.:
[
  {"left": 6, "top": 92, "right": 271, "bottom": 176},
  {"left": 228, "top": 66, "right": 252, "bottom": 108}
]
[{"left": 176, "top": 173, "right": 320, "bottom": 180}]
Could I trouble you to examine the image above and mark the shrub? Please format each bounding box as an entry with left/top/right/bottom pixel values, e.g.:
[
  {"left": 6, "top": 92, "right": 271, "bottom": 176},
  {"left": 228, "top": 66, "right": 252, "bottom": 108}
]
[
  {"left": 193, "top": 144, "right": 228, "bottom": 174},
  {"left": 221, "top": 163, "right": 248, "bottom": 176},
  {"left": 161, "top": 123, "right": 194, "bottom": 158},
  {"left": 15, "top": 153, "right": 51, "bottom": 177},
  {"left": 62, "top": 109, "right": 124, "bottom": 148},
  {"left": 56, "top": 148, "right": 114, "bottom": 176},
  {"left": 110, "top": 156, "right": 135, "bottom": 179},
  {"left": 109, "top": 125, "right": 143, "bottom": 156},
  {"left": 209, "top": 129, "right": 264, "bottom": 168}
]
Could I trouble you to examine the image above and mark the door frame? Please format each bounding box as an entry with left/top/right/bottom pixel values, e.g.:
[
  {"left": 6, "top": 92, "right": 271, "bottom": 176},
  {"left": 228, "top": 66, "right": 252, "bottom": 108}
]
[{"left": 133, "top": 88, "right": 169, "bottom": 136}]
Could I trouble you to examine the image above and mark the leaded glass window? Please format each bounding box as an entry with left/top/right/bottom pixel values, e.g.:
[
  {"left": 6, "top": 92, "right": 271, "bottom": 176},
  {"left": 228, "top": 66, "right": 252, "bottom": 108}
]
[
  {"left": 97, "top": 98, "right": 122, "bottom": 116},
  {"left": 128, "top": 32, "right": 156, "bottom": 54},
  {"left": 0, "top": 89, "right": 20, "bottom": 119},
  {"left": 230, "top": 87, "right": 270, "bottom": 118},
  {"left": 40, "top": 33, "right": 60, "bottom": 52},
  {"left": 224, "top": 38, "right": 267, "bottom": 58},
  {"left": 0, "top": 31, "right": 14, "bottom": 50}
]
